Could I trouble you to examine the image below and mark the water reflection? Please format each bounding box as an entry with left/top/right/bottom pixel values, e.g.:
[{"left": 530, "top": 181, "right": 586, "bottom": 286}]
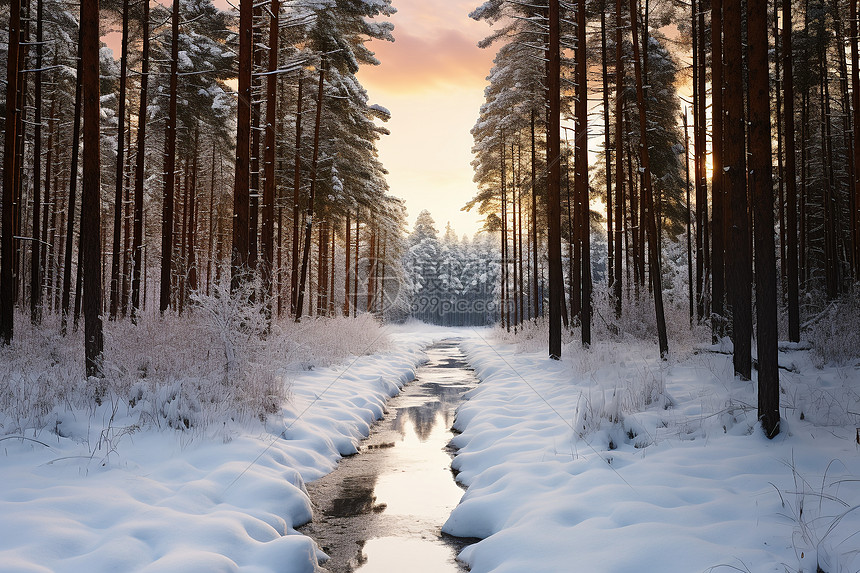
[
  {"left": 326, "top": 475, "right": 386, "bottom": 518},
  {"left": 355, "top": 537, "right": 463, "bottom": 573},
  {"left": 301, "top": 340, "right": 478, "bottom": 573}
]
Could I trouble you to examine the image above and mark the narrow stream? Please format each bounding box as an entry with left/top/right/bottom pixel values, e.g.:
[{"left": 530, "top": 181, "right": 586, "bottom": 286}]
[{"left": 299, "top": 340, "right": 479, "bottom": 572}]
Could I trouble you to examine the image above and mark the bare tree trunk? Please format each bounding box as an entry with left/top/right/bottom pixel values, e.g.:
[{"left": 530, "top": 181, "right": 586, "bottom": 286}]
[
  {"left": 711, "top": 0, "right": 726, "bottom": 336},
  {"left": 81, "top": 0, "right": 103, "bottom": 377},
  {"left": 547, "top": 0, "right": 563, "bottom": 358},
  {"left": 329, "top": 222, "right": 336, "bottom": 316},
  {"left": 30, "top": 0, "right": 44, "bottom": 324},
  {"left": 261, "top": 0, "right": 279, "bottom": 303},
  {"left": 160, "top": 0, "right": 180, "bottom": 310},
  {"left": 748, "top": 0, "right": 780, "bottom": 438},
  {"left": 629, "top": 0, "right": 668, "bottom": 358},
  {"left": 295, "top": 61, "right": 326, "bottom": 321},
  {"left": 602, "top": 11, "right": 614, "bottom": 300},
  {"left": 614, "top": 0, "right": 625, "bottom": 319},
  {"left": 530, "top": 110, "right": 539, "bottom": 319},
  {"left": 852, "top": 0, "right": 860, "bottom": 278},
  {"left": 343, "top": 211, "right": 351, "bottom": 316},
  {"left": 501, "top": 138, "right": 508, "bottom": 331},
  {"left": 231, "top": 0, "right": 252, "bottom": 290},
  {"left": 512, "top": 144, "right": 518, "bottom": 330},
  {"left": 1, "top": 0, "right": 22, "bottom": 343},
  {"left": 353, "top": 215, "right": 359, "bottom": 316},
  {"left": 249, "top": 6, "right": 262, "bottom": 273},
  {"left": 188, "top": 128, "right": 199, "bottom": 294},
  {"left": 131, "top": 0, "right": 149, "bottom": 322},
  {"left": 692, "top": 0, "right": 704, "bottom": 322},
  {"left": 684, "top": 109, "right": 694, "bottom": 325},
  {"left": 109, "top": 0, "right": 129, "bottom": 320},
  {"left": 725, "top": 0, "right": 752, "bottom": 379},
  {"left": 577, "top": 0, "right": 591, "bottom": 345},
  {"left": 290, "top": 75, "right": 303, "bottom": 314},
  {"left": 61, "top": 38, "right": 83, "bottom": 335}
]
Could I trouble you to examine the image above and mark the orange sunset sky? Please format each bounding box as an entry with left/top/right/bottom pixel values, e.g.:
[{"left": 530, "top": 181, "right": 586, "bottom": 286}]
[
  {"left": 107, "top": 0, "right": 493, "bottom": 237},
  {"left": 356, "top": 0, "right": 493, "bottom": 237}
]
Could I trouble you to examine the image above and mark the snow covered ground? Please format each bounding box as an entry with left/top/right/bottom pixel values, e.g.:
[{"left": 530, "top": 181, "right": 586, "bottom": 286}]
[
  {"left": 2, "top": 320, "right": 859, "bottom": 573},
  {"left": 444, "top": 333, "right": 860, "bottom": 573},
  {"left": 0, "top": 323, "right": 463, "bottom": 573}
]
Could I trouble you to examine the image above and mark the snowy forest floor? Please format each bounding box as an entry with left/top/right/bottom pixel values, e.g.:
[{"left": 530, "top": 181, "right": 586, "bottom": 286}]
[{"left": 1, "top": 318, "right": 860, "bottom": 573}]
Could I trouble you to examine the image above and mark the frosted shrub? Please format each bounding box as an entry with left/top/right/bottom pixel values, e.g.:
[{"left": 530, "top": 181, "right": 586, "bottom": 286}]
[
  {"left": 1, "top": 282, "right": 388, "bottom": 437},
  {"left": 807, "top": 293, "right": 860, "bottom": 368}
]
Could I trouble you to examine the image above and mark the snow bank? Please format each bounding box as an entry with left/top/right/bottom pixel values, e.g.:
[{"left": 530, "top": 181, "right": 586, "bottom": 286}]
[
  {"left": 0, "top": 325, "right": 462, "bottom": 573},
  {"left": 444, "top": 335, "right": 860, "bottom": 573}
]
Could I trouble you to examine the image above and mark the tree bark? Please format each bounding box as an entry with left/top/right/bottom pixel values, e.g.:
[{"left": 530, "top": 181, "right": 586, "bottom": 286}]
[
  {"left": 291, "top": 74, "right": 303, "bottom": 314},
  {"left": 109, "top": 0, "right": 129, "bottom": 320},
  {"left": 577, "top": 0, "right": 591, "bottom": 346},
  {"left": 231, "top": 0, "right": 252, "bottom": 291},
  {"left": 1, "top": 0, "right": 22, "bottom": 344},
  {"left": 160, "top": 0, "right": 180, "bottom": 310},
  {"left": 61, "top": 38, "right": 83, "bottom": 335},
  {"left": 295, "top": 61, "right": 326, "bottom": 321},
  {"left": 748, "top": 0, "right": 780, "bottom": 437},
  {"left": 629, "top": 0, "right": 668, "bottom": 358},
  {"left": 343, "top": 211, "right": 351, "bottom": 316},
  {"left": 131, "top": 0, "right": 150, "bottom": 322},
  {"left": 81, "top": 0, "right": 104, "bottom": 377},
  {"left": 30, "top": 0, "right": 44, "bottom": 324},
  {"left": 852, "top": 0, "right": 860, "bottom": 278},
  {"left": 261, "top": 0, "right": 280, "bottom": 303},
  {"left": 547, "top": 0, "right": 563, "bottom": 359},
  {"left": 711, "top": 0, "right": 726, "bottom": 336},
  {"left": 725, "top": 0, "right": 752, "bottom": 379},
  {"left": 614, "top": 0, "right": 625, "bottom": 319}
]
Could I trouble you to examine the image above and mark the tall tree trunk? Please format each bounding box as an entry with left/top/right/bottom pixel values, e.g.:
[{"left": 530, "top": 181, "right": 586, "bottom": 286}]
[
  {"left": 295, "top": 61, "right": 326, "bottom": 321},
  {"left": 61, "top": 38, "right": 83, "bottom": 335},
  {"left": 614, "top": 0, "right": 625, "bottom": 319},
  {"left": 684, "top": 109, "right": 694, "bottom": 325},
  {"left": 725, "top": 0, "right": 752, "bottom": 379},
  {"left": 517, "top": 145, "right": 525, "bottom": 328},
  {"left": 547, "top": 0, "right": 563, "bottom": 358},
  {"left": 353, "top": 215, "right": 359, "bottom": 316},
  {"left": 602, "top": 11, "right": 614, "bottom": 300},
  {"left": 530, "top": 109, "right": 539, "bottom": 319},
  {"left": 81, "top": 0, "right": 103, "bottom": 377},
  {"left": 501, "top": 138, "right": 508, "bottom": 331},
  {"left": 109, "top": 0, "right": 129, "bottom": 319},
  {"left": 160, "top": 0, "right": 180, "bottom": 310},
  {"left": 13, "top": 0, "right": 27, "bottom": 307},
  {"left": 696, "top": 0, "right": 708, "bottom": 318},
  {"left": 629, "top": 0, "right": 668, "bottom": 358},
  {"left": 692, "top": 0, "right": 704, "bottom": 322},
  {"left": 748, "top": 0, "right": 780, "bottom": 438},
  {"left": 131, "top": 0, "right": 149, "bottom": 322},
  {"left": 43, "top": 85, "right": 56, "bottom": 315},
  {"left": 851, "top": 0, "right": 860, "bottom": 278},
  {"left": 188, "top": 129, "right": 199, "bottom": 294},
  {"left": 1, "top": 0, "right": 22, "bottom": 343},
  {"left": 711, "top": 0, "right": 726, "bottom": 336},
  {"left": 261, "top": 0, "right": 280, "bottom": 303},
  {"left": 343, "top": 211, "right": 351, "bottom": 316},
  {"left": 231, "top": 0, "right": 252, "bottom": 290},
  {"left": 577, "top": 0, "right": 591, "bottom": 345},
  {"left": 290, "top": 75, "right": 303, "bottom": 314},
  {"left": 30, "top": 0, "right": 44, "bottom": 324},
  {"left": 249, "top": 5, "right": 262, "bottom": 273}
]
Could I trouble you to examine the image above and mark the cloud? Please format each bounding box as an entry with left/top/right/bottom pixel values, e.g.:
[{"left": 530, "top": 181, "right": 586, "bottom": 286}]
[{"left": 359, "top": 28, "right": 492, "bottom": 94}]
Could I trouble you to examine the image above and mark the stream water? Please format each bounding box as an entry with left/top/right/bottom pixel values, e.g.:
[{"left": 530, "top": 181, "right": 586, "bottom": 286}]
[{"left": 299, "top": 340, "right": 479, "bottom": 572}]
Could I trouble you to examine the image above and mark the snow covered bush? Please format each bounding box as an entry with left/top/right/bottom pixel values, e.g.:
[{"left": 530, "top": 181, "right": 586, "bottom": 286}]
[
  {"left": 806, "top": 294, "right": 860, "bottom": 368},
  {"left": 0, "top": 286, "right": 388, "bottom": 438}
]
